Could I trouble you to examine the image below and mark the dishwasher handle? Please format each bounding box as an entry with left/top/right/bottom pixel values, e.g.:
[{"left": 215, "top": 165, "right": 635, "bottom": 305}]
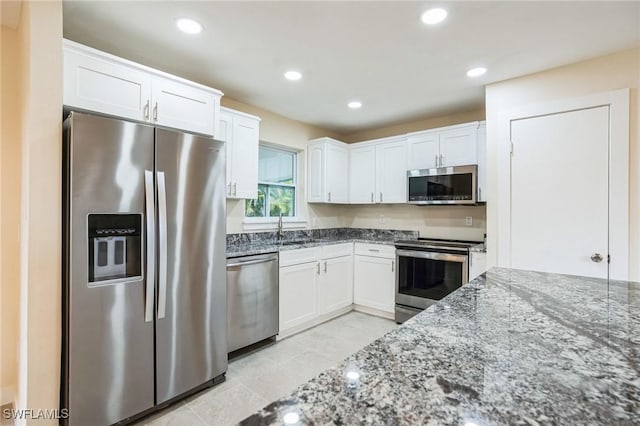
[{"left": 227, "top": 253, "right": 278, "bottom": 268}]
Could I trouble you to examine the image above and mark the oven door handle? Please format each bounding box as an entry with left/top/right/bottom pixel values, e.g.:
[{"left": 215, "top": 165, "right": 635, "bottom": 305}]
[{"left": 396, "top": 249, "right": 468, "bottom": 263}]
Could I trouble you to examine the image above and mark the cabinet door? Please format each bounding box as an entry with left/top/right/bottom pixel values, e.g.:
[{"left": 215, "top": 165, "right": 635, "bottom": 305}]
[
  {"left": 439, "top": 126, "right": 477, "bottom": 167},
  {"left": 349, "top": 145, "right": 376, "bottom": 204},
  {"left": 307, "top": 143, "right": 325, "bottom": 202},
  {"left": 230, "top": 114, "right": 259, "bottom": 199},
  {"left": 63, "top": 47, "right": 152, "bottom": 123},
  {"left": 218, "top": 111, "right": 233, "bottom": 198},
  {"left": 407, "top": 132, "right": 439, "bottom": 170},
  {"left": 375, "top": 140, "right": 407, "bottom": 204},
  {"left": 325, "top": 144, "right": 349, "bottom": 203},
  {"left": 151, "top": 77, "right": 218, "bottom": 136},
  {"left": 279, "top": 262, "right": 319, "bottom": 332},
  {"left": 353, "top": 255, "right": 395, "bottom": 313},
  {"left": 318, "top": 255, "right": 353, "bottom": 315},
  {"left": 469, "top": 252, "right": 487, "bottom": 281}
]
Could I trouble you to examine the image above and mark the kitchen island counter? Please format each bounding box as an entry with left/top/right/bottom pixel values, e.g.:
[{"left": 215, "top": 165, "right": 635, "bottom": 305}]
[{"left": 240, "top": 268, "right": 640, "bottom": 425}]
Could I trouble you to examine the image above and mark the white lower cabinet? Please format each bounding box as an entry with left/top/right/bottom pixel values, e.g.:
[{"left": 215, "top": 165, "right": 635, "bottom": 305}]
[
  {"left": 353, "top": 243, "right": 396, "bottom": 317},
  {"left": 469, "top": 251, "right": 487, "bottom": 282},
  {"left": 279, "top": 261, "right": 319, "bottom": 332},
  {"left": 318, "top": 255, "right": 353, "bottom": 315},
  {"left": 278, "top": 243, "right": 354, "bottom": 338}
]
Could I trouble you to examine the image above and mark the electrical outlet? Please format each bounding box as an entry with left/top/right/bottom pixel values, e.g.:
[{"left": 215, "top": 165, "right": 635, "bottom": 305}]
[
  {"left": 465, "top": 216, "right": 473, "bottom": 226},
  {"left": 379, "top": 214, "right": 385, "bottom": 224}
]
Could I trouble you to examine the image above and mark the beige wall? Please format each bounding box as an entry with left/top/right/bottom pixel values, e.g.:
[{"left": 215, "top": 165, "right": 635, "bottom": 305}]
[
  {"left": 224, "top": 97, "right": 487, "bottom": 241},
  {"left": 221, "top": 97, "right": 354, "bottom": 233},
  {"left": 0, "top": 1, "right": 63, "bottom": 422},
  {"left": 0, "top": 24, "right": 23, "bottom": 401},
  {"left": 485, "top": 47, "right": 640, "bottom": 280}
]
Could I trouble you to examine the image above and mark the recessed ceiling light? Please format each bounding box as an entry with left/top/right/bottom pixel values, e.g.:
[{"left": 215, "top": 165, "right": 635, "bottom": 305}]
[
  {"left": 176, "top": 18, "right": 202, "bottom": 34},
  {"left": 283, "top": 412, "right": 300, "bottom": 424},
  {"left": 421, "top": 8, "right": 448, "bottom": 25},
  {"left": 466, "top": 67, "right": 487, "bottom": 77},
  {"left": 284, "top": 71, "right": 302, "bottom": 81},
  {"left": 348, "top": 101, "right": 362, "bottom": 109}
]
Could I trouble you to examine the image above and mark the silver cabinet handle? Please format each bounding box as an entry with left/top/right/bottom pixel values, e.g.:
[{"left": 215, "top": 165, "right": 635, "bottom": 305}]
[
  {"left": 316, "top": 262, "right": 321, "bottom": 275},
  {"left": 228, "top": 183, "right": 232, "bottom": 196},
  {"left": 157, "top": 171, "right": 168, "bottom": 319},
  {"left": 328, "top": 191, "right": 331, "bottom": 202},
  {"left": 439, "top": 154, "right": 444, "bottom": 167},
  {"left": 370, "top": 192, "right": 374, "bottom": 203},
  {"left": 591, "top": 253, "right": 603, "bottom": 263},
  {"left": 380, "top": 192, "right": 383, "bottom": 202},
  {"left": 153, "top": 102, "right": 158, "bottom": 122},
  {"left": 435, "top": 154, "right": 438, "bottom": 167},
  {"left": 144, "top": 100, "right": 150, "bottom": 121},
  {"left": 478, "top": 187, "right": 482, "bottom": 201},
  {"left": 144, "top": 171, "right": 155, "bottom": 323},
  {"left": 391, "top": 260, "right": 395, "bottom": 272},
  {"left": 368, "top": 248, "right": 380, "bottom": 252},
  {"left": 324, "top": 261, "right": 328, "bottom": 273},
  {"left": 233, "top": 182, "right": 237, "bottom": 197}
]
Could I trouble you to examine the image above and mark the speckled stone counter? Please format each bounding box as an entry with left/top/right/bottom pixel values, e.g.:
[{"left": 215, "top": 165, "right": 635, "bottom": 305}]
[
  {"left": 226, "top": 228, "right": 418, "bottom": 257},
  {"left": 240, "top": 268, "right": 640, "bottom": 425}
]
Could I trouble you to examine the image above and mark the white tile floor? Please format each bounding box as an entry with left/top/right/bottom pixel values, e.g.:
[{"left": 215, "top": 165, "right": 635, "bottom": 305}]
[{"left": 139, "top": 311, "right": 397, "bottom": 426}]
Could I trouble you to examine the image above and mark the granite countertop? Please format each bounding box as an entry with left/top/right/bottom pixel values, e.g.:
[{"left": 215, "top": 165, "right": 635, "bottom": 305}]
[
  {"left": 226, "top": 228, "right": 419, "bottom": 257},
  {"left": 240, "top": 268, "right": 640, "bottom": 425}
]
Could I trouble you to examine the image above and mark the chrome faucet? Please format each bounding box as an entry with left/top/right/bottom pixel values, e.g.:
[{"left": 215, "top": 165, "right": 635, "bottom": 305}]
[{"left": 277, "top": 212, "right": 284, "bottom": 241}]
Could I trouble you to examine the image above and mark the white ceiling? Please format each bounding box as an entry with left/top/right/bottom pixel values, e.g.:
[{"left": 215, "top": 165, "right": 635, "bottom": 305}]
[{"left": 62, "top": 1, "right": 640, "bottom": 135}]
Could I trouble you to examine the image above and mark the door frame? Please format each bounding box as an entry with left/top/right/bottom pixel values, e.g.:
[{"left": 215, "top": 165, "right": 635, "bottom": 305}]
[{"left": 497, "top": 88, "right": 629, "bottom": 280}]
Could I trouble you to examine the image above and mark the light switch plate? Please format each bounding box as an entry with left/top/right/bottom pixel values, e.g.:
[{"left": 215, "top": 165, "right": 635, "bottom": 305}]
[{"left": 465, "top": 216, "right": 473, "bottom": 226}]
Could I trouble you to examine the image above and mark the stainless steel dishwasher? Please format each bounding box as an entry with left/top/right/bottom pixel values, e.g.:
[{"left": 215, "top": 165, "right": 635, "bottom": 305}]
[{"left": 226, "top": 252, "right": 279, "bottom": 353}]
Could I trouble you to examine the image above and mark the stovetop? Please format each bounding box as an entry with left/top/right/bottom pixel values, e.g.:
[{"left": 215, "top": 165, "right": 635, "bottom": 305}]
[{"left": 394, "top": 238, "right": 481, "bottom": 252}]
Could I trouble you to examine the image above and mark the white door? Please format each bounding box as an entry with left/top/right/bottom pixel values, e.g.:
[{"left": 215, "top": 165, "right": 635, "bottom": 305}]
[
  {"left": 326, "top": 144, "right": 349, "bottom": 203},
  {"left": 279, "top": 262, "right": 318, "bottom": 332},
  {"left": 151, "top": 77, "right": 216, "bottom": 136},
  {"left": 439, "top": 126, "right": 477, "bottom": 167},
  {"left": 375, "top": 140, "right": 407, "bottom": 204},
  {"left": 230, "top": 114, "right": 259, "bottom": 199},
  {"left": 510, "top": 106, "right": 609, "bottom": 278},
  {"left": 407, "top": 132, "right": 439, "bottom": 170},
  {"left": 349, "top": 145, "right": 376, "bottom": 203},
  {"left": 318, "top": 256, "right": 353, "bottom": 314},
  {"left": 353, "top": 255, "right": 395, "bottom": 313},
  {"left": 307, "top": 143, "right": 325, "bottom": 202}
]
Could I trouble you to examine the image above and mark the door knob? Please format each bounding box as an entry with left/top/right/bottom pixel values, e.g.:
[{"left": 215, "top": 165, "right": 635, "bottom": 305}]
[{"left": 590, "top": 253, "right": 603, "bottom": 263}]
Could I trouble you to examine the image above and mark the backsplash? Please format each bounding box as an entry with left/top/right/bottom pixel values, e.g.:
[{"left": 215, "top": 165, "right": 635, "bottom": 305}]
[{"left": 226, "top": 228, "right": 419, "bottom": 246}]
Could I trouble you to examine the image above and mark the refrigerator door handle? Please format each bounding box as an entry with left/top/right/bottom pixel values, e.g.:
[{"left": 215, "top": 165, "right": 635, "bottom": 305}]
[
  {"left": 157, "top": 171, "right": 168, "bottom": 319},
  {"left": 144, "top": 170, "right": 155, "bottom": 323}
]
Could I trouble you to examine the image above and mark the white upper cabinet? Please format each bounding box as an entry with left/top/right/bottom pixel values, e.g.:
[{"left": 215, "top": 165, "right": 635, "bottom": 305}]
[
  {"left": 307, "top": 138, "right": 349, "bottom": 203},
  {"left": 150, "top": 76, "right": 219, "bottom": 136},
  {"left": 407, "top": 122, "right": 480, "bottom": 170},
  {"left": 349, "top": 144, "right": 376, "bottom": 203},
  {"left": 407, "top": 131, "right": 439, "bottom": 170},
  {"left": 219, "top": 107, "right": 260, "bottom": 199},
  {"left": 63, "top": 39, "right": 223, "bottom": 137},
  {"left": 375, "top": 138, "right": 407, "bottom": 204}
]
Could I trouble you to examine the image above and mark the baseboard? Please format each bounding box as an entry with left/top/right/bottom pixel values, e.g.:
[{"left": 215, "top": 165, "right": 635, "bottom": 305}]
[{"left": 353, "top": 304, "right": 394, "bottom": 320}]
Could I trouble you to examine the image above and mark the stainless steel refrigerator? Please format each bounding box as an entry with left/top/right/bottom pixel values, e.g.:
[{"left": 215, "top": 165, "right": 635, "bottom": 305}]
[{"left": 62, "top": 111, "right": 227, "bottom": 425}]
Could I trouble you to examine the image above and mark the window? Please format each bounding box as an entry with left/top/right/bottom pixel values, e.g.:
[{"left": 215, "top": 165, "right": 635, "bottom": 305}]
[{"left": 246, "top": 145, "right": 297, "bottom": 217}]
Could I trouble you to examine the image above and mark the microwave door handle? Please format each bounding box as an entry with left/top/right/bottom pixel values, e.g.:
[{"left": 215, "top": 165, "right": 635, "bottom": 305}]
[
  {"left": 144, "top": 171, "right": 155, "bottom": 323},
  {"left": 157, "top": 171, "right": 168, "bottom": 319}
]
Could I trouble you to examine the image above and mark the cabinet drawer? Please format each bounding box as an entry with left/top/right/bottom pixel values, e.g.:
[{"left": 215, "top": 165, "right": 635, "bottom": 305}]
[
  {"left": 354, "top": 243, "right": 395, "bottom": 258},
  {"left": 279, "top": 247, "right": 321, "bottom": 267},
  {"left": 321, "top": 243, "right": 353, "bottom": 259}
]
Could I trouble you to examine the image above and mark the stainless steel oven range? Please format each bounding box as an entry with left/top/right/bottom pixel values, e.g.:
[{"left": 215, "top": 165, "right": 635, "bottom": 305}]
[{"left": 394, "top": 238, "right": 479, "bottom": 323}]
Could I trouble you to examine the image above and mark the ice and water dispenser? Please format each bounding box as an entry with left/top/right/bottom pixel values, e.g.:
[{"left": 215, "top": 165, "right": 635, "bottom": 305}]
[{"left": 87, "top": 214, "right": 142, "bottom": 284}]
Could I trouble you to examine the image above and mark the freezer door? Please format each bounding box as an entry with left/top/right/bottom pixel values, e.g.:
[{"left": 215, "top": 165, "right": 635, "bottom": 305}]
[
  {"left": 63, "top": 112, "right": 155, "bottom": 425},
  {"left": 155, "top": 128, "right": 227, "bottom": 403}
]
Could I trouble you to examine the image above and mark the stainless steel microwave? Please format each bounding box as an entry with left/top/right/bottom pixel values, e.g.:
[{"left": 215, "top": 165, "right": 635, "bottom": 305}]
[{"left": 407, "top": 164, "right": 477, "bottom": 205}]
